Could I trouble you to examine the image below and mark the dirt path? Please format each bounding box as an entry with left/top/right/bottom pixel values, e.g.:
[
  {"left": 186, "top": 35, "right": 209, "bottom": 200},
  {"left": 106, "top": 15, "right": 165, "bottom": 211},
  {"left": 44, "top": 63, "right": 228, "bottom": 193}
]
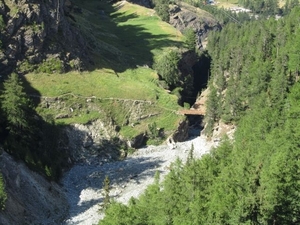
[{"left": 62, "top": 135, "right": 215, "bottom": 225}]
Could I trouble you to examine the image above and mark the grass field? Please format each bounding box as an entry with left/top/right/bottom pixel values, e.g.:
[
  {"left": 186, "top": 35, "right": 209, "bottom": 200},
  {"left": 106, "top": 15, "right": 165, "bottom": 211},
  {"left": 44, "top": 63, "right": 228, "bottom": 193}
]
[
  {"left": 215, "top": 0, "right": 239, "bottom": 9},
  {"left": 215, "top": 0, "right": 287, "bottom": 8},
  {"left": 25, "top": 0, "right": 185, "bottom": 140}
]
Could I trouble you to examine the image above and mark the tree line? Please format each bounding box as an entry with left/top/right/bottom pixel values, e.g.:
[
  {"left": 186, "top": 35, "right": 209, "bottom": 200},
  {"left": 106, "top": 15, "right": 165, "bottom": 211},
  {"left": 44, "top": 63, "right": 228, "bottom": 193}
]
[
  {"left": 204, "top": 6, "right": 300, "bottom": 134},
  {"left": 238, "top": 0, "right": 299, "bottom": 15},
  {"left": 153, "top": 0, "right": 299, "bottom": 25}
]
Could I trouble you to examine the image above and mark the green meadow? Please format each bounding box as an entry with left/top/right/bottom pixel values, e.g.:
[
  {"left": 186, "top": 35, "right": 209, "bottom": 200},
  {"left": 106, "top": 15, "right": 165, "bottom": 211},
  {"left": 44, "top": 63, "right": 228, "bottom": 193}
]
[{"left": 25, "top": 0, "right": 185, "bottom": 140}]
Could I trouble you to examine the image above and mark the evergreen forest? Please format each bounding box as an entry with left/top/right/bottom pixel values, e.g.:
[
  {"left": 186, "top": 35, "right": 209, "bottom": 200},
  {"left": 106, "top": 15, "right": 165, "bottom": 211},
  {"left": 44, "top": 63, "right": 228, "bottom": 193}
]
[{"left": 100, "top": 6, "right": 300, "bottom": 225}]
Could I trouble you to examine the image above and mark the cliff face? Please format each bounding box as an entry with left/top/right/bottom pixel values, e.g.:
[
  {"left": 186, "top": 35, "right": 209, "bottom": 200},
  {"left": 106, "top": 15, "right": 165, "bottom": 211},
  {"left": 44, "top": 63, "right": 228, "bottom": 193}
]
[
  {"left": 169, "top": 3, "right": 221, "bottom": 49},
  {"left": 0, "top": 0, "right": 88, "bottom": 76}
]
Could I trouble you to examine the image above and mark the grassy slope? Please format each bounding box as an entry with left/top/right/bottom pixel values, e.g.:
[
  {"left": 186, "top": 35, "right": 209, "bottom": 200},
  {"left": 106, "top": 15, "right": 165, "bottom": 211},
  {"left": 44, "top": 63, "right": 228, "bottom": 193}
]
[
  {"left": 25, "top": 0, "right": 185, "bottom": 140},
  {"left": 215, "top": 0, "right": 238, "bottom": 9},
  {"left": 215, "top": 0, "right": 286, "bottom": 8}
]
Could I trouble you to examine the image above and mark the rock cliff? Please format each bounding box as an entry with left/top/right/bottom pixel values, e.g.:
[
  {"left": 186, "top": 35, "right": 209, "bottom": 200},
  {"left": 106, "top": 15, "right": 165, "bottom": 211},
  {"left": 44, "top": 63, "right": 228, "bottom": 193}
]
[
  {"left": 0, "top": 0, "right": 89, "bottom": 76},
  {"left": 169, "top": 3, "right": 221, "bottom": 49}
]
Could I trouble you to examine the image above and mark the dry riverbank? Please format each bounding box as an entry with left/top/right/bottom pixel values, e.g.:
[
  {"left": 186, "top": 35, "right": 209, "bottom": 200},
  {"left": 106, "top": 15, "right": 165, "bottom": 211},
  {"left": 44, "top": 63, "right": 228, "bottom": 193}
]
[{"left": 63, "top": 135, "right": 216, "bottom": 225}]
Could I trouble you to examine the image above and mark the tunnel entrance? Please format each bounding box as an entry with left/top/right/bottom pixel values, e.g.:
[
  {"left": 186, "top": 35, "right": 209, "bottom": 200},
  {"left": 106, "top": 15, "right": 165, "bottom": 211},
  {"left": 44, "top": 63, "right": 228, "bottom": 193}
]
[
  {"left": 186, "top": 52, "right": 211, "bottom": 137},
  {"left": 187, "top": 115, "right": 205, "bottom": 137},
  {"left": 180, "top": 51, "right": 210, "bottom": 106},
  {"left": 191, "top": 52, "right": 211, "bottom": 105}
]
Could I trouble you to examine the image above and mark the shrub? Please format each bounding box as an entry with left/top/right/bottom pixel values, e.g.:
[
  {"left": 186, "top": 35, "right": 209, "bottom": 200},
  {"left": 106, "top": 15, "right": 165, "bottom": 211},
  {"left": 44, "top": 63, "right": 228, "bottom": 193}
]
[
  {"left": 36, "top": 58, "right": 64, "bottom": 74},
  {"left": 154, "top": 0, "right": 170, "bottom": 22}
]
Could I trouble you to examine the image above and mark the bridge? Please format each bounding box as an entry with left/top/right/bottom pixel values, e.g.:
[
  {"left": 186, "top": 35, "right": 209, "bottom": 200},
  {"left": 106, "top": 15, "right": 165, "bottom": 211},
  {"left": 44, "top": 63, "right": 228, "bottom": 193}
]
[{"left": 178, "top": 109, "right": 205, "bottom": 116}]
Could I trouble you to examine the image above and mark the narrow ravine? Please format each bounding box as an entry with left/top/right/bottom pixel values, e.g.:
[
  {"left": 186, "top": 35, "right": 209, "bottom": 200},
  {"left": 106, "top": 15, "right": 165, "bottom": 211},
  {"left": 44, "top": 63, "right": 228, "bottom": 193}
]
[{"left": 62, "top": 135, "right": 216, "bottom": 225}]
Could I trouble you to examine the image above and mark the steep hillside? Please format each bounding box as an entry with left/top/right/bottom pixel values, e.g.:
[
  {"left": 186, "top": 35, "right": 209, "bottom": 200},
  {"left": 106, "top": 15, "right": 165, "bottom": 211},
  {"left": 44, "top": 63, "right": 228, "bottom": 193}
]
[
  {"left": 0, "top": 0, "right": 188, "bottom": 223},
  {"left": 23, "top": 0, "right": 188, "bottom": 144},
  {"left": 0, "top": 0, "right": 89, "bottom": 75},
  {"left": 0, "top": 152, "right": 68, "bottom": 225}
]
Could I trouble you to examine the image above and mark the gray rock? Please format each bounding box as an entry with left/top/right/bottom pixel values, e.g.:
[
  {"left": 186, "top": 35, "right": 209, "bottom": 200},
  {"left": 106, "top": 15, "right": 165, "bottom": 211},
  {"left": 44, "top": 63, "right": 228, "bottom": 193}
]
[
  {"left": 169, "top": 4, "right": 221, "bottom": 49},
  {"left": 171, "top": 119, "right": 189, "bottom": 142},
  {"left": 55, "top": 113, "right": 69, "bottom": 119},
  {"left": 0, "top": 0, "right": 90, "bottom": 76},
  {"left": 83, "top": 135, "right": 93, "bottom": 148}
]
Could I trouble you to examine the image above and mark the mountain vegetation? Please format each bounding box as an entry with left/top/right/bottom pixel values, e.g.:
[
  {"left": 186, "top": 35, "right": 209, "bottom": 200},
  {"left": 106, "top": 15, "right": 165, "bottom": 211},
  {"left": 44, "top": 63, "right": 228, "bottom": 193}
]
[
  {"left": 0, "top": 0, "right": 197, "bottom": 211},
  {"left": 204, "top": 6, "right": 300, "bottom": 134},
  {"left": 154, "top": 0, "right": 170, "bottom": 22},
  {"left": 0, "top": 0, "right": 298, "bottom": 221},
  {"left": 99, "top": 6, "right": 300, "bottom": 225},
  {"left": 0, "top": 73, "right": 68, "bottom": 181},
  {"left": 238, "top": 0, "right": 299, "bottom": 15}
]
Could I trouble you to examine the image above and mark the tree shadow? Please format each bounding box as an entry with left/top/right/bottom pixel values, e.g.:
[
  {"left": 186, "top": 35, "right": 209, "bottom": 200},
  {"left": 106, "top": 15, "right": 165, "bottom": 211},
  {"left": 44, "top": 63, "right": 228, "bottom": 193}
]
[
  {"left": 63, "top": 150, "right": 166, "bottom": 223},
  {"left": 71, "top": 0, "right": 182, "bottom": 73}
]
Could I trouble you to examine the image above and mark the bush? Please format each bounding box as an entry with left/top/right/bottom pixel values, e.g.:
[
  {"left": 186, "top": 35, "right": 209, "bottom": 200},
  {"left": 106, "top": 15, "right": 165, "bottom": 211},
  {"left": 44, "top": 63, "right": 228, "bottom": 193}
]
[
  {"left": 36, "top": 58, "right": 64, "bottom": 74},
  {"left": 154, "top": 0, "right": 170, "bottom": 22}
]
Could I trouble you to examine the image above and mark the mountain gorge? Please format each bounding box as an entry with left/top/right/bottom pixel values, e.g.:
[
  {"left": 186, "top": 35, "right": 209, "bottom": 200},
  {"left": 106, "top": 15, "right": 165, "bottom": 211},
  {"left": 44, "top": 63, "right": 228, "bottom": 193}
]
[
  {"left": 0, "top": 0, "right": 299, "bottom": 224},
  {"left": 100, "top": 4, "right": 300, "bottom": 225},
  {"left": 0, "top": 0, "right": 219, "bottom": 223}
]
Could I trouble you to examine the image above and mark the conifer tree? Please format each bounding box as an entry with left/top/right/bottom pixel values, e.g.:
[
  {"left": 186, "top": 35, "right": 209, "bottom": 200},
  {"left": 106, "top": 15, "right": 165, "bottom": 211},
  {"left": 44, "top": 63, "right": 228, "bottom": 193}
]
[
  {"left": 204, "top": 85, "right": 220, "bottom": 135},
  {"left": 103, "top": 176, "right": 111, "bottom": 209},
  {"left": 183, "top": 28, "right": 196, "bottom": 51},
  {"left": 1, "top": 73, "right": 31, "bottom": 136},
  {"left": 154, "top": 49, "right": 180, "bottom": 88},
  {"left": 0, "top": 73, "right": 35, "bottom": 157},
  {"left": 186, "top": 143, "right": 194, "bottom": 166}
]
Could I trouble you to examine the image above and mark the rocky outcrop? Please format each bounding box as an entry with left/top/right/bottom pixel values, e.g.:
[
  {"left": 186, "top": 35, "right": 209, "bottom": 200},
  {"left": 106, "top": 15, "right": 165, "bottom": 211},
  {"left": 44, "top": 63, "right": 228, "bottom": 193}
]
[
  {"left": 0, "top": 0, "right": 89, "bottom": 76},
  {"left": 0, "top": 152, "right": 68, "bottom": 225},
  {"left": 64, "top": 119, "right": 124, "bottom": 164},
  {"left": 171, "top": 119, "right": 189, "bottom": 142},
  {"left": 169, "top": 3, "right": 221, "bottom": 49}
]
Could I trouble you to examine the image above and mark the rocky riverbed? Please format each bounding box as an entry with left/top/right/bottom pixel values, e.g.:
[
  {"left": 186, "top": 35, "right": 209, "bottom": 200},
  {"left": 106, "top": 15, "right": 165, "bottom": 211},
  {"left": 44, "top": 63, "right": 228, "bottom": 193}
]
[{"left": 62, "top": 134, "right": 217, "bottom": 225}]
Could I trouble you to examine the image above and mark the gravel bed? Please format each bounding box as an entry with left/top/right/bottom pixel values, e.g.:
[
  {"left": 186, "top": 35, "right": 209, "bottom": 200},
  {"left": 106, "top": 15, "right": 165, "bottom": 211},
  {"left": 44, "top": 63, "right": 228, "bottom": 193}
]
[{"left": 62, "top": 135, "right": 215, "bottom": 225}]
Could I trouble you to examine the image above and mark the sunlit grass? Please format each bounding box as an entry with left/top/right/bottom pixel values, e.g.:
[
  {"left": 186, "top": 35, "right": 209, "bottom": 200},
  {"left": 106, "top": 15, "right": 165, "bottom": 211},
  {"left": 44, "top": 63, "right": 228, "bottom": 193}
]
[
  {"left": 25, "top": 0, "right": 186, "bottom": 139},
  {"left": 26, "top": 68, "right": 159, "bottom": 100},
  {"left": 216, "top": 0, "right": 287, "bottom": 8}
]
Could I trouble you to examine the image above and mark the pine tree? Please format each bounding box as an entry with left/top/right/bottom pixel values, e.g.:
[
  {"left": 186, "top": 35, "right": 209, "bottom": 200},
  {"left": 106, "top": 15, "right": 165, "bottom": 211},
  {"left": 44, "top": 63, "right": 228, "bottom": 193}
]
[
  {"left": 154, "top": 49, "right": 180, "bottom": 88},
  {"left": 204, "top": 85, "right": 220, "bottom": 135},
  {"left": 186, "top": 143, "right": 194, "bottom": 166},
  {"left": 183, "top": 28, "right": 196, "bottom": 51},
  {"left": 0, "top": 73, "right": 35, "bottom": 157},
  {"left": 103, "top": 176, "right": 111, "bottom": 209},
  {"left": 1, "top": 73, "right": 31, "bottom": 136}
]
